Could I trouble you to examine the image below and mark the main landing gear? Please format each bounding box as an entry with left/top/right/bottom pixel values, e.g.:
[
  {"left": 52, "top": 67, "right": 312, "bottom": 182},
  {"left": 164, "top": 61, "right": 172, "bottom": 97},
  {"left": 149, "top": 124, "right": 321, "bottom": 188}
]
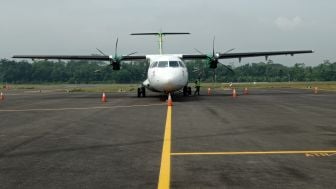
[
  {"left": 137, "top": 86, "right": 146, "bottom": 97},
  {"left": 183, "top": 86, "right": 192, "bottom": 96}
]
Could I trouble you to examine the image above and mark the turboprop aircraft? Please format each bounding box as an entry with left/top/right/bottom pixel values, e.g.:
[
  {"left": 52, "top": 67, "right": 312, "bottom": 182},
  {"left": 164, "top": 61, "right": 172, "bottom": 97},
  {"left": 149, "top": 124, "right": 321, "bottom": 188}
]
[{"left": 13, "top": 32, "right": 313, "bottom": 97}]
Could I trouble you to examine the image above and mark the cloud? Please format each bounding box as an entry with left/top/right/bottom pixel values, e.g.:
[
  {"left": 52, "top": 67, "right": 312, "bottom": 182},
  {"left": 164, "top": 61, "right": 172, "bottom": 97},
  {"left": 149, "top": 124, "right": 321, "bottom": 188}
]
[{"left": 274, "top": 16, "right": 303, "bottom": 31}]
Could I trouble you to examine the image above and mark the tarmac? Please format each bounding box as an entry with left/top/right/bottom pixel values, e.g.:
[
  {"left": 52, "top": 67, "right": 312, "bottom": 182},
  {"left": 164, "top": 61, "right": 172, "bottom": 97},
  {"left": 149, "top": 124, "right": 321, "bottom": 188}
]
[{"left": 0, "top": 88, "right": 335, "bottom": 189}]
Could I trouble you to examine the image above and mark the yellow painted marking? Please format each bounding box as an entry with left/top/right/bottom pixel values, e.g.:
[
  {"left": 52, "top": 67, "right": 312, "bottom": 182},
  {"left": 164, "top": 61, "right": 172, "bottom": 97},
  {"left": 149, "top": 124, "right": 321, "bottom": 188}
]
[
  {"left": 171, "top": 150, "right": 336, "bottom": 156},
  {"left": 305, "top": 152, "right": 336, "bottom": 157},
  {"left": 158, "top": 106, "right": 172, "bottom": 189},
  {"left": 305, "top": 153, "right": 315, "bottom": 157},
  {"left": 0, "top": 103, "right": 164, "bottom": 112}
]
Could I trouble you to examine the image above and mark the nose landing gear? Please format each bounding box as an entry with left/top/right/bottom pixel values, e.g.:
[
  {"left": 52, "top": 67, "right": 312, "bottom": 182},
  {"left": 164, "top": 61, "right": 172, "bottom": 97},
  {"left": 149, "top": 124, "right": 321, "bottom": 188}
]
[{"left": 137, "top": 86, "right": 146, "bottom": 97}]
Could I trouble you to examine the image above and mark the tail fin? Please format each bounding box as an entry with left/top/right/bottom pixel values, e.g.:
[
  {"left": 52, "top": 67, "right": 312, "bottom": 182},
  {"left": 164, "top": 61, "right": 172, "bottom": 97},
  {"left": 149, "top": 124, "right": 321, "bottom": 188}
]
[{"left": 130, "top": 32, "right": 190, "bottom": 54}]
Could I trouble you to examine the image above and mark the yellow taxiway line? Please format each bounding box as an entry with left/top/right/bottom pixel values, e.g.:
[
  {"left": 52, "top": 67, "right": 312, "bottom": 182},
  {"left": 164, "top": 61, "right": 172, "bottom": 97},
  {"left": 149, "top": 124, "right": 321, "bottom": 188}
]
[
  {"left": 157, "top": 106, "right": 172, "bottom": 189},
  {"left": 171, "top": 150, "right": 336, "bottom": 156}
]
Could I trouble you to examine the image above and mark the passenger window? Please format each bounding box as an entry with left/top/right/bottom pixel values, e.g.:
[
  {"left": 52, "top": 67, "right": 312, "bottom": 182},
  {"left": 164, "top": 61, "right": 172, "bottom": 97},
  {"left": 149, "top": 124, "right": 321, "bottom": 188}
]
[
  {"left": 178, "top": 61, "right": 185, "bottom": 68},
  {"left": 151, "top": 62, "right": 158, "bottom": 68},
  {"left": 158, "top": 61, "right": 168, "bottom": 67},
  {"left": 169, "top": 61, "right": 179, "bottom": 67}
]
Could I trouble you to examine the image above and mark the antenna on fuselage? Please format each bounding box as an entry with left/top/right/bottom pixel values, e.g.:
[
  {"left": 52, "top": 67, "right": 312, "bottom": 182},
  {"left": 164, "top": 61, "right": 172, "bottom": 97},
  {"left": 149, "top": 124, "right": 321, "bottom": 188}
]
[{"left": 130, "top": 32, "right": 190, "bottom": 54}]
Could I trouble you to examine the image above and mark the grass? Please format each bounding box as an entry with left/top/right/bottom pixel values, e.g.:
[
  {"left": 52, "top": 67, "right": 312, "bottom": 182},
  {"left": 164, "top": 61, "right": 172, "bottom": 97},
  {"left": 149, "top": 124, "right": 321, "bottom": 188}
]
[
  {"left": 4, "top": 84, "right": 139, "bottom": 93},
  {"left": 196, "top": 81, "right": 336, "bottom": 91},
  {"left": 3, "top": 82, "right": 336, "bottom": 93}
]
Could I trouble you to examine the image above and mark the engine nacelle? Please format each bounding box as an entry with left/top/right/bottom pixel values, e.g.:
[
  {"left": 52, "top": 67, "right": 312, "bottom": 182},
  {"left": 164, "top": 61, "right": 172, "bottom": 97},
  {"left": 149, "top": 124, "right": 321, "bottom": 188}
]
[
  {"left": 111, "top": 61, "right": 121, "bottom": 70},
  {"left": 208, "top": 59, "right": 218, "bottom": 69}
]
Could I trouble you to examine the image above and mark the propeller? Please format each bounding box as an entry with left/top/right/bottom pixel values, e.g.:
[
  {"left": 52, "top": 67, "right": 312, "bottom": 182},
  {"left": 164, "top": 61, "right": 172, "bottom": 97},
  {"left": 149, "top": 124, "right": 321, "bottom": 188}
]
[
  {"left": 194, "top": 36, "right": 234, "bottom": 72},
  {"left": 194, "top": 37, "right": 235, "bottom": 83},
  {"left": 96, "top": 48, "right": 107, "bottom": 56},
  {"left": 96, "top": 38, "right": 137, "bottom": 70}
]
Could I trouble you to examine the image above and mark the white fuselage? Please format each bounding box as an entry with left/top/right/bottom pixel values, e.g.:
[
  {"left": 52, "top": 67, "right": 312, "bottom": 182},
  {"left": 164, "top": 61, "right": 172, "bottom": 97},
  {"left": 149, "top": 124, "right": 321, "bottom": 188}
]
[{"left": 143, "top": 54, "right": 188, "bottom": 93}]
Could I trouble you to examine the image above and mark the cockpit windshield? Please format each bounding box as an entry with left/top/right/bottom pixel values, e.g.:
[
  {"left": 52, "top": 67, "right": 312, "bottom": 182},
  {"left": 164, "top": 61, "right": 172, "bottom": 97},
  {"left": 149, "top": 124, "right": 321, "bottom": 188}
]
[
  {"left": 169, "top": 61, "right": 179, "bottom": 67},
  {"left": 152, "top": 60, "right": 185, "bottom": 68},
  {"left": 150, "top": 62, "right": 158, "bottom": 68},
  {"left": 158, "top": 61, "right": 169, "bottom": 67}
]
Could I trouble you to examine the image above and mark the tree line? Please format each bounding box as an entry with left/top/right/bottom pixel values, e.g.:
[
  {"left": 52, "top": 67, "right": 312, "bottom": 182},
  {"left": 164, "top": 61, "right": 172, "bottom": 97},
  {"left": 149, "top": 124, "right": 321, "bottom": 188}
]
[{"left": 0, "top": 59, "right": 335, "bottom": 84}]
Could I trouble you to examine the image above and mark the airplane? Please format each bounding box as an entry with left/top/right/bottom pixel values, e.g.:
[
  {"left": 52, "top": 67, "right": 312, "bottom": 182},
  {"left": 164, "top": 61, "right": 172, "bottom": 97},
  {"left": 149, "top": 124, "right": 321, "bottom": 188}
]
[{"left": 13, "top": 32, "right": 313, "bottom": 97}]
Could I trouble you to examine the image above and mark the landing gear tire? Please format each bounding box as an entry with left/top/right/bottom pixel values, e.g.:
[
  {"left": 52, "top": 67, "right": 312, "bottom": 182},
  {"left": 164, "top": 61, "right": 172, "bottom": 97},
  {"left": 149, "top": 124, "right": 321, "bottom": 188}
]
[
  {"left": 183, "top": 86, "right": 188, "bottom": 96},
  {"left": 137, "top": 87, "right": 146, "bottom": 97},
  {"left": 187, "top": 87, "right": 192, "bottom": 96},
  {"left": 137, "top": 88, "right": 141, "bottom": 97},
  {"left": 141, "top": 87, "right": 146, "bottom": 97}
]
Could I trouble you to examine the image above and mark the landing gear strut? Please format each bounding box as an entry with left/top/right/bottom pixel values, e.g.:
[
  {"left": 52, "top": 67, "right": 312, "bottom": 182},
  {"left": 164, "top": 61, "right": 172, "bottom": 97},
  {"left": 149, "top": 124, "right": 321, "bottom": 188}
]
[
  {"left": 137, "top": 86, "right": 146, "bottom": 97},
  {"left": 183, "top": 86, "right": 192, "bottom": 96}
]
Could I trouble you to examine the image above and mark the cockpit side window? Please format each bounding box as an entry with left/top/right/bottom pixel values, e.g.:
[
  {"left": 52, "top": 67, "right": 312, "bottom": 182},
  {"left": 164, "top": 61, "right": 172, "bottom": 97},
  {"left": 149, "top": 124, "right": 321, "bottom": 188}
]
[
  {"left": 158, "top": 61, "right": 169, "bottom": 67},
  {"left": 150, "top": 61, "right": 158, "bottom": 68},
  {"left": 169, "top": 61, "right": 179, "bottom": 67},
  {"left": 178, "top": 61, "right": 185, "bottom": 68}
]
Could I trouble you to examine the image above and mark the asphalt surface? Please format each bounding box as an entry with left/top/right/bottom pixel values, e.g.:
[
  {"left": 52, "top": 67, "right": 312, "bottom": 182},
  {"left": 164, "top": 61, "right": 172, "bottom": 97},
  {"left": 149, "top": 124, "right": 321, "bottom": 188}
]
[{"left": 0, "top": 88, "right": 335, "bottom": 189}]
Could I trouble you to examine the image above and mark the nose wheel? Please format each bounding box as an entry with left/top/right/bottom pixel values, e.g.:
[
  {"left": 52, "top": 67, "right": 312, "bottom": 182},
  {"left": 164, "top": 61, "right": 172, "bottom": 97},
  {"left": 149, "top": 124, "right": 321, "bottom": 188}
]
[{"left": 137, "top": 87, "right": 146, "bottom": 97}]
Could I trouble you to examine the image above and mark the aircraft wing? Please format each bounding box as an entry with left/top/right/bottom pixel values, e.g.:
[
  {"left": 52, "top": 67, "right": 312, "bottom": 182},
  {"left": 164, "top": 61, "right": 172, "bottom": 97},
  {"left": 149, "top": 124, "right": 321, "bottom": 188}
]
[
  {"left": 12, "top": 55, "right": 147, "bottom": 61},
  {"left": 218, "top": 50, "right": 313, "bottom": 59},
  {"left": 121, "top": 55, "right": 147, "bottom": 61},
  {"left": 12, "top": 55, "right": 111, "bottom": 61},
  {"left": 182, "top": 50, "right": 313, "bottom": 60},
  {"left": 181, "top": 54, "right": 208, "bottom": 59}
]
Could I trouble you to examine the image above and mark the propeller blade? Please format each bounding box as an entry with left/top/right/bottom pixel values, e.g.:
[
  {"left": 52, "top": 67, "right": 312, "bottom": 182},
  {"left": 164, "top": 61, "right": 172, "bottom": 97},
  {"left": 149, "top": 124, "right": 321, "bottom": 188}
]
[
  {"left": 213, "top": 69, "right": 216, "bottom": 83},
  {"left": 126, "top": 51, "right": 138, "bottom": 56},
  {"left": 223, "top": 48, "right": 235, "bottom": 54},
  {"left": 194, "top": 48, "right": 205, "bottom": 55},
  {"left": 219, "top": 62, "right": 234, "bottom": 73},
  {"left": 212, "top": 36, "right": 215, "bottom": 57},
  {"left": 115, "top": 38, "right": 119, "bottom": 57},
  {"left": 96, "top": 48, "right": 107, "bottom": 56}
]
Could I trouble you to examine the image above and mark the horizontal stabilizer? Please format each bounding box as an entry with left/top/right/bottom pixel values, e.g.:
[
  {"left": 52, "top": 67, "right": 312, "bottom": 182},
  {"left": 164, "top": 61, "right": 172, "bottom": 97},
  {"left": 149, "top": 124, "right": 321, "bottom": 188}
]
[
  {"left": 131, "top": 32, "right": 190, "bottom": 54},
  {"left": 131, "top": 32, "right": 190, "bottom": 35}
]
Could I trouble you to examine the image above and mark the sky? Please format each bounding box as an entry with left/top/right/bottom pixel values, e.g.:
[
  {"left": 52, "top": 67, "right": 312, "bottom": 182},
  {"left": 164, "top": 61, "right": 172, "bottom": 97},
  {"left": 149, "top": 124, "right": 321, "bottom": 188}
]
[{"left": 0, "top": 0, "right": 335, "bottom": 66}]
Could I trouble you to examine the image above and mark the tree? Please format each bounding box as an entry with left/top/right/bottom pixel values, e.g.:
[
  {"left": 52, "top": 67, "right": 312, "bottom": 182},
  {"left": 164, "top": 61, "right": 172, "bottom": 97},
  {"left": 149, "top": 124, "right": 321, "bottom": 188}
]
[{"left": 1, "top": 59, "right": 336, "bottom": 84}]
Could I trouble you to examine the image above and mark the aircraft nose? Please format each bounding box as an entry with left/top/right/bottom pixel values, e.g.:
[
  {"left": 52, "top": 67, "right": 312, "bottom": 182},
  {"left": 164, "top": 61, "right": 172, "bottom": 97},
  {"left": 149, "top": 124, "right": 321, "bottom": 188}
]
[
  {"left": 162, "top": 74, "right": 175, "bottom": 91},
  {"left": 165, "top": 74, "right": 175, "bottom": 83}
]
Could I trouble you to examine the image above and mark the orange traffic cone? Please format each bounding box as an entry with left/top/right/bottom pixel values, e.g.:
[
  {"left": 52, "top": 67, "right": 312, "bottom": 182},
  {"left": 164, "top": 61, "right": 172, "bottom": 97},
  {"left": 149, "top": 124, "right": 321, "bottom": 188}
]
[
  {"left": 207, "top": 87, "right": 211, "bottom": 96},
  {"left": 0, "top": 92, "right": 4, "bottom": 100},
  {"left": 314, "top": 87, "right": 318, "bottom": 94},
  {"left": 232, "top": 88, "right": 237, "bottom": 98},
  {"left": 243, "top": 87, "right": 249, "bottom": 95},
  {"left": 101, "top": 92, "right": 107, "bottom": 102},
  {"left": 167, "top": 93, "right": 173, "bottom": 106}
]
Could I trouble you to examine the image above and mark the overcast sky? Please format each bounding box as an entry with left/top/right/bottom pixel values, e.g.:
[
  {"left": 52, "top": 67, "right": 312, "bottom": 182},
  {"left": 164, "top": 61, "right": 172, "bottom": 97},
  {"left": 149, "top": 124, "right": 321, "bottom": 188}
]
[{"left": 1, "top": 0, "right": 335, "bottom": 66}]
